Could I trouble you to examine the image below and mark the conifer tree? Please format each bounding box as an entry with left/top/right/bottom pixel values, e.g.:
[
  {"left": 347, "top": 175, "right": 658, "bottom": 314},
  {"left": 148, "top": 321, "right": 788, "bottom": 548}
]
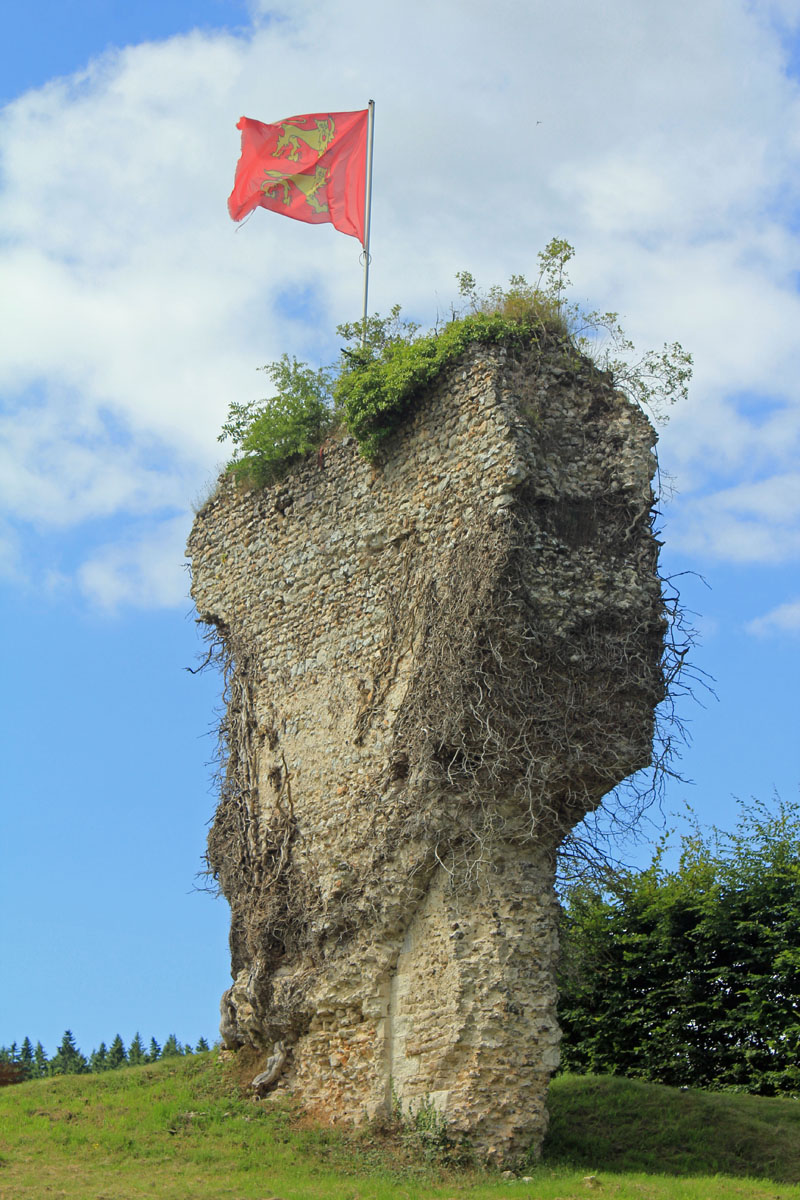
[
  {"left": 19, "top": 1038, "right": 34, "bottom": 1079},
  {"left": 89, "top": 1042, "right": 109, "bottom": 1072},
  {"left": 50, "top": 1030, "right": 88, "bottom": 1075},
  {"left": 147, "top": 1037, "right": 161, "bottom": 1063},
  {"left": 161, "top": 1034, "right": 183, "bottom": 1058},
  {"left": 128, "top": 1033, "right": 146, "bottom": 1066},
  {"left": 195, "top": 1036, "right": 210, "bottom": 1053},
  {"left": 33, "top": 1042, "right": 49, "bottom": 1078},
  {"left": 107, "top": 1034, "right": 127, "bottom": 1070}
]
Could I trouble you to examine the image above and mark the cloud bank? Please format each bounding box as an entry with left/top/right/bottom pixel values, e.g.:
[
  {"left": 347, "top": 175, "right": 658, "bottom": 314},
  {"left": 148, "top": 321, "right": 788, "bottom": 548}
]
[{"left": 1, "top": 0, "right": 799, "bottom": 607}]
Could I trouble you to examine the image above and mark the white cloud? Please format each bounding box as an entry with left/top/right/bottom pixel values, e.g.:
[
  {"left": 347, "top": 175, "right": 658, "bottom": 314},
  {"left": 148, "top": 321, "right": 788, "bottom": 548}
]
[
  {"left": 0, "top": 391, "right": 190, "bottom": 527},
  {"left": 77, "top": 513, "right": 193, "bottom": 611},
  {"left": 747, "top": 598, "right": 800, "bottom": 635},
  {"left": 1, "top": 0, "right": 800, "bottom": 605},
  {"left": 0, "top": 520, "right": 22, "bottom": 582},
  {"left": 759, "top": 0, "right": 800, "bottom": 28},
  {"left": 668, "top": 473, "right": 800, "bottom": 563}
]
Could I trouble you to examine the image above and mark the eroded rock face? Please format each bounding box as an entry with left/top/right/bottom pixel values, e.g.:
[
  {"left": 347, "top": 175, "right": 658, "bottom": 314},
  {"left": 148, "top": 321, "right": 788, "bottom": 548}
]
[{"left": 187, "top": 342, "right": 664, "bottom": 1162}]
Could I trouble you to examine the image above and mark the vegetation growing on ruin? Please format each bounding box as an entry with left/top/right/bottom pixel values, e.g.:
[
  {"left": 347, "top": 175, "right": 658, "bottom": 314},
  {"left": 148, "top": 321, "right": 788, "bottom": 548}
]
[
  {"left": 199, "top": 243, "right": 698, "bottom": 1081},
  {"left": 217, "top": 238, "right": 692, "bottom": 483},
  {"left": 201, "top": 247, "right": 697, "bottom": 991},
  {"left": 219, "top": 356, "right": 337, "bottom": 488}
]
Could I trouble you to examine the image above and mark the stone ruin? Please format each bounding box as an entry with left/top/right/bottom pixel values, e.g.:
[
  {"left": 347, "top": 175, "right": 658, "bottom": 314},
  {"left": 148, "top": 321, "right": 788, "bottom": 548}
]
[{"left": 186, "top": 339, "right": 665, "bottom": 1162}]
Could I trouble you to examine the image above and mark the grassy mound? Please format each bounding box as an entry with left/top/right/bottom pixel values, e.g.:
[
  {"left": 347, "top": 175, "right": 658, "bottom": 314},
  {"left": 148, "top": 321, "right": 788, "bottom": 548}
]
[
  {"left": 1, "top": 1054, "right": 799, "bottom": 1199},
  {"left": 545, "top": 1073, "right": 800, "bottom": 1182}
]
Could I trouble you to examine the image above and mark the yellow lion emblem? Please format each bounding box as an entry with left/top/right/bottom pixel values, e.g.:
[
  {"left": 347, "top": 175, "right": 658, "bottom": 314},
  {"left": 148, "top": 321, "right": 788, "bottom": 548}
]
[
  {"left": 272, "top": 117, "right": 336, "bottom": 164},
  {"left": 261, "top": 165, "right": 329, "bottom": 216}
]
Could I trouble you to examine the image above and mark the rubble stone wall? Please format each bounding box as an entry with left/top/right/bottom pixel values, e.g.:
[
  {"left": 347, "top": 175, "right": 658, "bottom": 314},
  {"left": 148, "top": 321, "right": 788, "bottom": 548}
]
[{"left": 187, "top": 341, "right": 664, "bottom": 1162}]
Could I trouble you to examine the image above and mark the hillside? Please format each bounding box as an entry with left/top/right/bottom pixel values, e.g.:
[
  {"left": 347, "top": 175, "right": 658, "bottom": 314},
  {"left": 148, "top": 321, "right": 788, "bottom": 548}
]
[
  {"left": 545, "top": 1073, "right": 800, "bottom": 1181},
  {"left": 1, "top": 1055, "right": 799, "bottom": 1199}
]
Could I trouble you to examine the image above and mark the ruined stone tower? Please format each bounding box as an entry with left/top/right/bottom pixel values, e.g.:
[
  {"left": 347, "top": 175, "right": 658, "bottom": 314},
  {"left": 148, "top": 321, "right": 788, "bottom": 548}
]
[{"left": 187, "top": 340, "right": 664, "bottom": 1162}]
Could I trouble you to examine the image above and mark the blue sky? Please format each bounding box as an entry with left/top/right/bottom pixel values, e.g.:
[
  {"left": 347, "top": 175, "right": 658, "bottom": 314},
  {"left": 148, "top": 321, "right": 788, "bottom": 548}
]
[{"left": 1, "top": 0, "right": 799, "bottom": 1057}]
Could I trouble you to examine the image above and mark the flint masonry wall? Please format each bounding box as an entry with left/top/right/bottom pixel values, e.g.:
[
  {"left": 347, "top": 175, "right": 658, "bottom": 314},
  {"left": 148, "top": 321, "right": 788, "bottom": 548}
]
[{"left": 187, "top": 341, "right": 665, "bottom": 1162}]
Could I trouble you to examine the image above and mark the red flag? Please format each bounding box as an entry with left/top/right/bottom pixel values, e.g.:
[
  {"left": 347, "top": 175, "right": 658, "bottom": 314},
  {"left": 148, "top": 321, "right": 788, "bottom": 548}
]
[{"left": 228, "top": 110, "right": 369, "bottom": 243}]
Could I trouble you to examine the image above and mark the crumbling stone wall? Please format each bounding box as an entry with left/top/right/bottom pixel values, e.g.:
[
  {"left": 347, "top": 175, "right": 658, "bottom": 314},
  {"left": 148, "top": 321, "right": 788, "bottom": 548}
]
[{"left": 187, "top": 341, "right": 664, "bottom": 1162}]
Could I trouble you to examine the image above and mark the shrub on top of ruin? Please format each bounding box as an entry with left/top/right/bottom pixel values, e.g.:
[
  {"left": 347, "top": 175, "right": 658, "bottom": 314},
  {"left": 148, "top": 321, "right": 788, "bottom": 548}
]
[
  {"left": 333, "top": 239, "right": 584, "bottom": 458},
  {"left": 334, "top": 306, "right": 525, "bottom": 459},
  {"left": 218, "top": 355, "right": 336, "bottom": 488},
  {"left": 218, "top": 238, "right": 693, "bottom": 479},
  {"left": 453, "top": 236, "right": 574, "bottom": 336}
]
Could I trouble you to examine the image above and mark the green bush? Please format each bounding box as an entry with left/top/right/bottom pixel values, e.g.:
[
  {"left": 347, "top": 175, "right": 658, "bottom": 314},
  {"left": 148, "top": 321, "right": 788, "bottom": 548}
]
[
  {"left": 218, "top": 239, "right": 692, "bottom": 482},
  {"left": 335, "top": 308, "right": 550, "bottom": 459},
  {"left": 558, "top": 794, "right": 800, "bottom": 1096},
  {"left": 219, "top": 355, "right": 335, "bottom": 488}
]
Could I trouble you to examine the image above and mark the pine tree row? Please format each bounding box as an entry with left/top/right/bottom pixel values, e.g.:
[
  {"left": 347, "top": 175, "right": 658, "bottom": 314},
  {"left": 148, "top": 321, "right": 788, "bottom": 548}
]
[{"left": 0, "top": 1030, "right": 212, "bottom": 1083}]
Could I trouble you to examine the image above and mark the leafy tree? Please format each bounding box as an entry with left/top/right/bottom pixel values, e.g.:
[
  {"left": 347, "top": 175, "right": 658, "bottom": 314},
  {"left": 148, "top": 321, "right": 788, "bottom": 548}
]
[
  {"left": 0, "top": 1060, "right": 25, "bottom": 1086},
  {"left": 558, "top": 794, "right": 800, "bottom": 1096},
  {"left": 127, "top": 1032, "right": 146, "bottom": 1066},
  {"left": 106, "top": 1034, "right": 127, "bottom": 1070},
  {"left": 50, "top": 1030, "right": 88, "bottom": 1076}
]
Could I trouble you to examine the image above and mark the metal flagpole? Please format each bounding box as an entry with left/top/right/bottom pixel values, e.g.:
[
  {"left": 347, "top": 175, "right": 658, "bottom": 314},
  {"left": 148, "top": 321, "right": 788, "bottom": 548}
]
[{"left": 360, "top": 99, "right": 375, "bottom": 347}]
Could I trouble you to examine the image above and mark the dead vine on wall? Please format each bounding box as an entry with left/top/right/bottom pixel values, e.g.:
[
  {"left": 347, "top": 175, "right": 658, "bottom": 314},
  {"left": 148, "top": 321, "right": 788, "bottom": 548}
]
[{"left": 191, "top": 341, "right": 689, "bottom": 1058}]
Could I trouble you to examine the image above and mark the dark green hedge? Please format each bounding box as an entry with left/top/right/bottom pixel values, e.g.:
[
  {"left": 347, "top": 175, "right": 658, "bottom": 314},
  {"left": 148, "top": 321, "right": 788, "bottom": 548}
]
[{"left": 558, "top": 797, "right": 800, "bottom": 1095}]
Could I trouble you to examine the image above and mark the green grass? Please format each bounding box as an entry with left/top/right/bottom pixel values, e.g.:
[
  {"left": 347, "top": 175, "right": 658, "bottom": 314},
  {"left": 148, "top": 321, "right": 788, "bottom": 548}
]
[
  {"left": 544, "top": 1073, "right": 800, "bottom": 1181},
  {"left": 1, "top": 1056, "right": 799, "bottom": 1199}
]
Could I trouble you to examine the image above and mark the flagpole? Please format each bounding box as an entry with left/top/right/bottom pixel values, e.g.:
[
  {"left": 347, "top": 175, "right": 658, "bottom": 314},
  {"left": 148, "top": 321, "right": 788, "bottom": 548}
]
[{"left": 360, "top": 99, "right": 375, "bottom": 347}]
